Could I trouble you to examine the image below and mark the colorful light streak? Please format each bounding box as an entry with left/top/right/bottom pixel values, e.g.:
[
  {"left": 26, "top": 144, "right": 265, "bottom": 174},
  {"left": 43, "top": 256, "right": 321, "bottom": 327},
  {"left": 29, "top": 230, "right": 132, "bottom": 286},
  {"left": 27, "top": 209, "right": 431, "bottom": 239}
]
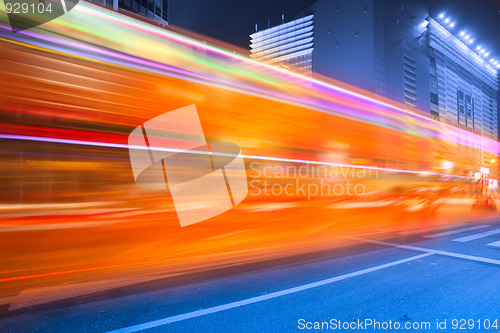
[
  {"left": 0, "top": 2, "right": 498, "bottom": 306},
  {"left": 1, "top": 3, "right": 499, "bottom": 156},
  {"left": 0, "top": 134, "right": 472, "bottom": 178}
]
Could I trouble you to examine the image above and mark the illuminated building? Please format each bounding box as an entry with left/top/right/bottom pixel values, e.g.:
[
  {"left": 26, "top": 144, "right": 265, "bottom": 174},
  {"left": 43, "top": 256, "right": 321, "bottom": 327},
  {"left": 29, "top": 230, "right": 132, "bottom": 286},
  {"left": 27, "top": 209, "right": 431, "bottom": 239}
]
[
  {"left": 88, "top": 0, "right": 168, "bottom": 25},
  {"left": 249, "top": 15, "right": 314, "bottom": 76},
  {"left": 249, "top": 0, "right": 499, "bottom": 140},
  {"left": 428, "top": 17, "right": 497, "bottom": 139}
]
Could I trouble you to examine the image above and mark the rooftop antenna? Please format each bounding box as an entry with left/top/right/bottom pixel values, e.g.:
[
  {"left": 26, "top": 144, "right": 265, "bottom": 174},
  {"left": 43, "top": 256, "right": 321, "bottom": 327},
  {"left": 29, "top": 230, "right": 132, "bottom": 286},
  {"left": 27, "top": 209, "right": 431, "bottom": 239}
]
[
  {"left": 282, "top": 14, "right": 284, "bottom": 23},
  {"left": 255, "top": 23, "right": 258, "bottom": 32}
]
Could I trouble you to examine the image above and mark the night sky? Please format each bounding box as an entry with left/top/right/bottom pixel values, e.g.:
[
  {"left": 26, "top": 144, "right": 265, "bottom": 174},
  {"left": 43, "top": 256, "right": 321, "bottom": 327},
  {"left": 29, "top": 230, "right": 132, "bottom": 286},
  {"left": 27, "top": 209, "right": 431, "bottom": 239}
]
[{"left": 169, "top": 0, "right": 500, "bottom": 60}]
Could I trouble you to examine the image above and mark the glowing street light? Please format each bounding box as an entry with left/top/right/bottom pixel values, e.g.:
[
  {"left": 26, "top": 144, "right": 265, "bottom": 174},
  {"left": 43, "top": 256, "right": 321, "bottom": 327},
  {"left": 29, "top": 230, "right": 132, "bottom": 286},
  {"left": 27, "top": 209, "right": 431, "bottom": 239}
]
[{"left": 439, "top": 13, "right": 444, "bottom": 19}]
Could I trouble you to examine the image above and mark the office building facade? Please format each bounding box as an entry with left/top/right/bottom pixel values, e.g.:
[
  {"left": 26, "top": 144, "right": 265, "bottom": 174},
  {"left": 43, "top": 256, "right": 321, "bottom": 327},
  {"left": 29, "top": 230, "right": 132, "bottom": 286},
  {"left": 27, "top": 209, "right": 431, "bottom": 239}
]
[
  {"left": 427, "top": 17, "right": 498, "bottom": 138},
  {"left": 89, "top": 0, "right": 168, "bottom": 25},
  {"left": 250, "top": 0, "right": 499, "bottom": 140},
  {"left": 250, "top": 15, "right": 314, "bottom": 76}
]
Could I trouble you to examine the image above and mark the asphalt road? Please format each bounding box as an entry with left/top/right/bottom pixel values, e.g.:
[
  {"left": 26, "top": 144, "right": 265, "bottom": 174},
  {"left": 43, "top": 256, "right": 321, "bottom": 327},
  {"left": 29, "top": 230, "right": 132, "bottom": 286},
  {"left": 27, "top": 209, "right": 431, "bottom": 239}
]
[{"left": 1, "top": 215, "right": 500, "bottom": 332}]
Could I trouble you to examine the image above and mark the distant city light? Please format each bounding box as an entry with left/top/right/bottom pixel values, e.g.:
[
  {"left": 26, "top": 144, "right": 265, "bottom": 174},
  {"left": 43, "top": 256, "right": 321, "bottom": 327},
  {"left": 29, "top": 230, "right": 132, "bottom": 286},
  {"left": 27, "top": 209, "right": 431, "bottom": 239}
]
[
  {"left": 464, "top": 35, "right": 470, "bottom": 40},
  {"left": 449, "top": 22, "right": 455, "bottom": 27},
  {"left": 460, "top": 31, "right": 465, "bottom": 36},
  {"left": 439, "top": 13, "right": 444, "bottom": 19},
  {"left": 469, "top": 39, "right": 474, "bottom": 44},
  {"left": 496, "top": 64, "right": 500, "bottom": 68},
  {"left": 480, "top": 167, "right": 490, "bottom": 175},
  {"left": 485, "top": 52, "right": 490, "bottom": 57}
]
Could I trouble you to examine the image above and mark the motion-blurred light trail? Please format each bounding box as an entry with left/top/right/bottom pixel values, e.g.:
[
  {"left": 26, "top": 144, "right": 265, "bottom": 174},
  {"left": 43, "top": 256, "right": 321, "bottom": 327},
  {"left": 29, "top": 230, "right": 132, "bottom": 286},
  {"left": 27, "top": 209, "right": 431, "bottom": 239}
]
[
  {"left": 0, "top": 0, "right": 499, "bottom": 316},
  {"left": 0, "top": 134, "right": 472, "bottom": 178},
  {"left": 0, "top": 3, "right": 498, "bottom": 154}
]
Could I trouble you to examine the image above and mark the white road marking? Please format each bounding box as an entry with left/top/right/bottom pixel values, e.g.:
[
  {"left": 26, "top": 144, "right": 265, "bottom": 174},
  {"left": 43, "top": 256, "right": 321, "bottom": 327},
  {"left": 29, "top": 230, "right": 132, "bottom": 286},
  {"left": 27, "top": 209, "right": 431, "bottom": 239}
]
[
  {"left": 452, "top": 228, "right": 500, "bottom": 243},
  {"left": 106, "top": 253, "right": 431, "bottom": 333},
  {"left": 423, "top": 225, "right": 491, "bottom": 239},
  {"left": 397, "top": 223, "right": 466, "bottom": 236},
  {"left": 487, "top": 240, "right": 500, "bottom": 248},
  {"left": 354, "top": 237, "right": 500, "bottom": 266}
]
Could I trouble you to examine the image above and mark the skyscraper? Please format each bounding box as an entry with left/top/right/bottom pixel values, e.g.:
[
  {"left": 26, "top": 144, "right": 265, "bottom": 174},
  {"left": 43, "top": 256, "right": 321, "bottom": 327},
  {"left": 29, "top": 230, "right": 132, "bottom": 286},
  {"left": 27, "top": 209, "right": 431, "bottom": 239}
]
[
  {"left": 88, "top": 0, "right": 168, "bottom": 25},
  {"left": 427, "top": 17, "right": 497, "bottom": 139},
  {"left": 250, "top": 15, "right": 314, "bottom": 76},
  {"left": 249, "top": 0, "right": 499, "bottom": 141}
]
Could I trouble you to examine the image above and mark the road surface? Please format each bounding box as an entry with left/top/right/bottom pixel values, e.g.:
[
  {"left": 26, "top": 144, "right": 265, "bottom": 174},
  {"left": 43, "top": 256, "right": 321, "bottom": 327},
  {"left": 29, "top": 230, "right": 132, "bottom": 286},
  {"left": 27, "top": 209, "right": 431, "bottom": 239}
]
[{"left": 1, "top": 211, "right": 500, "bottom": 332}]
